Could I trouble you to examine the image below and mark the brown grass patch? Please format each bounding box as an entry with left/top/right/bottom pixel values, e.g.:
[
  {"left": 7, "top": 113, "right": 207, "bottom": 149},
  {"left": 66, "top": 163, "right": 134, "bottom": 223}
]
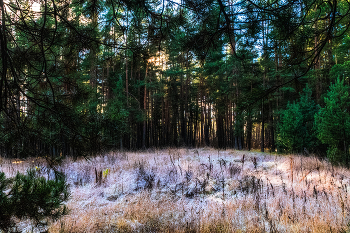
[{"left": 1, "top": 148, "right": 350, "bottom": 232}]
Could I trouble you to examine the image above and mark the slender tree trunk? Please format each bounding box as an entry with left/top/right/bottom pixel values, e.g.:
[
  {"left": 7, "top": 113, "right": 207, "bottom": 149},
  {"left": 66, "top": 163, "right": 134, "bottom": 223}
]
[
  {"left": 142, "top": 63, "right": 149, "bottom": 149},
  {"left": 261, "top": 99, "right": 264, "bottom": 152}
]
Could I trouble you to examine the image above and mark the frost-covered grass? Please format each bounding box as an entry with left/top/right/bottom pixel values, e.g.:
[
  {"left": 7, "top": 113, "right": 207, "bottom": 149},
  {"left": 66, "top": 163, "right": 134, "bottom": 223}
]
[{"left": 1, "top": 148, "right": 350, "bottom": 232}]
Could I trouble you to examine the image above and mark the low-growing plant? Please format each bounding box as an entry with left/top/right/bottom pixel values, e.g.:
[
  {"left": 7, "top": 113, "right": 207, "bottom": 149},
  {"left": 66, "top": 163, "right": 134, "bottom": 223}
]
[
  {"left": 135, "top": 163, "right": 155, "bottom": 191},
  {"left": 239, "top": 175, "right": 263, "bottom": 195},
  {"left": 72, "top": 168, "right": 92, "bottom": 186},
  {"left": 0, "top": 169, "right": 69, "bottom": 232},
  {"left": 103, "top": 168, "right": 110, "bottom": 178},
  {"left": 228, "top": 163, "right": 241, "bottom": 178}
]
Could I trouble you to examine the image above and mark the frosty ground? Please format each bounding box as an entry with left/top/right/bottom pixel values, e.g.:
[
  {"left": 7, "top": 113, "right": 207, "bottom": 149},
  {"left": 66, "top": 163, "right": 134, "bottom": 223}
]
[{"left": 1, "top": 148, "right": 350, "bottom": 232}]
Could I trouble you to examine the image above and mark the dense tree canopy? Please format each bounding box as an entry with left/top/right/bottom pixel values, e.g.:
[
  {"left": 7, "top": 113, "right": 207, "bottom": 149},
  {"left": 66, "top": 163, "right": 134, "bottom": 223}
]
[{"left": 1, "top": 0, "right": 350, "bottom": 163}]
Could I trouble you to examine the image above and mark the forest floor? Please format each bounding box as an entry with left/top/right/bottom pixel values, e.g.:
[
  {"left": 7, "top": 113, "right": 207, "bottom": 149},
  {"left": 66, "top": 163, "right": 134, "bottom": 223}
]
[{"left": 1, "top": 148, "right": 350, "bottom": 233}]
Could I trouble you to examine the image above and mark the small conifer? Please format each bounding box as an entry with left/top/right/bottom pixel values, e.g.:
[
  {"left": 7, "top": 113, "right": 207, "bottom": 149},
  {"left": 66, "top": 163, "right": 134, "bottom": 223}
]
[{"left": 0, "top": 169, "right": 69, "bottom": 232}]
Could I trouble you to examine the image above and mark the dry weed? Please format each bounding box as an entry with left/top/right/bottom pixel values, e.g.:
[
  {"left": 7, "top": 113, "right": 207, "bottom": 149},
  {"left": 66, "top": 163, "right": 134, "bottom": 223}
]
[{"left": 1, "top": 148, "right": 350, "bottom": 232}]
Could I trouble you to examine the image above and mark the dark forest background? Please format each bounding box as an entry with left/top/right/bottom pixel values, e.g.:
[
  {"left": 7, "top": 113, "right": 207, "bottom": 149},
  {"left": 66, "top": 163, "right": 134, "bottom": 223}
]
[{"left": 1, "top": 0, "right": 350, "bottom": 164}]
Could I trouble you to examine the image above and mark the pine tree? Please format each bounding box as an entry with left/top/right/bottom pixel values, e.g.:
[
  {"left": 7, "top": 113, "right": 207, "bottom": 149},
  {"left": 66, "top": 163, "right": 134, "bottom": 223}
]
[
  {"left": 277, "top": 85, "right": 319, "bottom": 153},
  {"left": 315, "top": 78, "right": 350, "bottom": 164},
  {"left": 0, "top": 169, "right": 69, "bottom": 232}
]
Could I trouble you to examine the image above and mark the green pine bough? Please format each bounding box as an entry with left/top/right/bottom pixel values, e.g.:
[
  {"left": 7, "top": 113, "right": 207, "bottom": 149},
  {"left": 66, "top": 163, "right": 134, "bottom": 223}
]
[{"left": 0, "top": 169, "right": 69, "bottom": 232}]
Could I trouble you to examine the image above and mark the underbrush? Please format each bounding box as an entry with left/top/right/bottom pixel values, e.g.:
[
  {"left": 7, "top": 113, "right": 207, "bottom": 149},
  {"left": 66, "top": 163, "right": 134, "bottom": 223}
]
[{"left": 1, "top": 148, "right": 350, "bottom": 232}]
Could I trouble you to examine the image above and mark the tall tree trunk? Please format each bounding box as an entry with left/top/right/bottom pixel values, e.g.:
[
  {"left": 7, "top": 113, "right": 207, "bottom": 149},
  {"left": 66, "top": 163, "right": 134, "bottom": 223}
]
[
  {"left": 261, "top": 99, "right": 264, "bottom": 152},
  {"left": 142, "top": 63, "right": 149, "bottom": 149}
]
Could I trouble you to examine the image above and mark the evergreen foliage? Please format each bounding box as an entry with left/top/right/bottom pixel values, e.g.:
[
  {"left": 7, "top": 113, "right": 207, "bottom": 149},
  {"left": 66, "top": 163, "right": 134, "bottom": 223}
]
[
  {"left": 0, "top": 170, "right": 69, "bottom": 232},
  {"left": 315, "top": 79, "right": 350, "bottom": 165},
  {"left": 1, "top": 0, "right": 350, "bottom": 157},
  {"left": 277, "top": 86, "right": 319, "bottom": 153}
]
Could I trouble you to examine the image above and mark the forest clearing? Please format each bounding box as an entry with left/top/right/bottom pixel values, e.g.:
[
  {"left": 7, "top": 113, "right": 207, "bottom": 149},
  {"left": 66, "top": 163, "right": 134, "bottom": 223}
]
[
  {"left": 1, "top": 148, "right": 350, "bottom": 233},
  {"left": 2, "top": 0, "right": 350, "bottom": 232}
]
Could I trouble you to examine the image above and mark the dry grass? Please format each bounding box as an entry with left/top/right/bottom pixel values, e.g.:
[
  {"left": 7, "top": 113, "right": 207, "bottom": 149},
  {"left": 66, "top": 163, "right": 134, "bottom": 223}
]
[{"left": 1, "top": 148, "right": 350, "bottom": 232}]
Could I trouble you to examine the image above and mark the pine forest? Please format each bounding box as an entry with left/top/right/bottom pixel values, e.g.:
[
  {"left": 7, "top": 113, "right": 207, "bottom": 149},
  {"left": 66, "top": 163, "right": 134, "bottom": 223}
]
[{"left": 2, "top": 0, "right": 350, "bottom": 232}]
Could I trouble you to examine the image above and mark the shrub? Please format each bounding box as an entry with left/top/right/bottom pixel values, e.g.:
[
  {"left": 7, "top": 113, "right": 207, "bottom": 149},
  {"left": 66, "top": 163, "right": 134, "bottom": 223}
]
[{"left": 0, "top": 169, "right": 69, "bottom": 232}]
